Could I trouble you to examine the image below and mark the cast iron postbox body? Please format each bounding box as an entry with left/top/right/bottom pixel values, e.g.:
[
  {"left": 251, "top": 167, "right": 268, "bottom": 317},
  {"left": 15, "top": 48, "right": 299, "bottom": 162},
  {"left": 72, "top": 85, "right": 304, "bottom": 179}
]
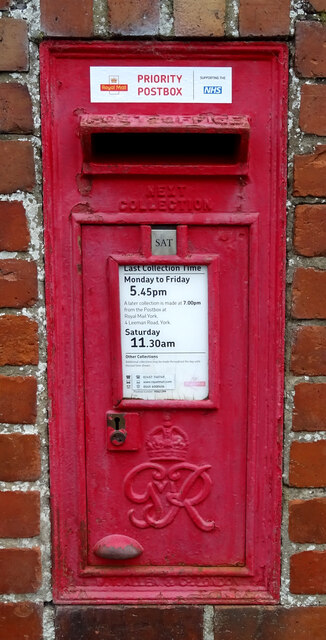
[{"left": 40, "top": 42, "right": 287, "bottom": 604}]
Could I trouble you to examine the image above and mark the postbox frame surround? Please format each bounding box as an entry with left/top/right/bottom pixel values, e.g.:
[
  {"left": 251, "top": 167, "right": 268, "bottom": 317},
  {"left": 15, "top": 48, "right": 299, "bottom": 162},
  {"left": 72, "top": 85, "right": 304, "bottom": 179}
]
[{"left": 40, "top": 41, "right": 287, "bottom": 604}]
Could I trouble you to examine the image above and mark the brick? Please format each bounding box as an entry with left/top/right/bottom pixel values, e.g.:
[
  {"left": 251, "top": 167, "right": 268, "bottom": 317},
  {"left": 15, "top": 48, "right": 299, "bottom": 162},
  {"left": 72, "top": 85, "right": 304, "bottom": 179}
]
[
  {"left": 0, "top": 201, "right": 29, "bottom": 252},
  {"left": 292, "top": 268, "right": 326, "bottom": 318},
  {"left": 174, "top": 0, "right": 225, "bottom": 37},
  {"left": 0, "top": 315, "right": 38, "bottom": 366},
  {"left": 294, "top": 205, "right": 326, "bottom": 257},
  {"left": 0, "top": 19, "right": 28, "bottom": 72},
  {"left": 300, "top": 85, "right": 326, "bottom": 136},
  {"left": 40, "top": 0, "right": 93, "bottom": 36},
  {"left": 0, "top": 0, "right": 10, "bottom": 8},
  {"left": 0, "top": 492, "right": 40, "bottom": 538},
  {"left": 0, "top": 141, "right": 35, "bottom": 193},
  {"left": 289, "top": 498, "right": 326, "bottom": 543},
  {"left": 0, "top": 602, "right": 42, "bottom": 640},
  {"left": 295, "top": 21, "right": 326, "bottom": 78},
  {"left": 0, "top": 260, "right": 37, "bottom": 308},
  {"left": 0, "top": 84, "right": 33, "bottom": 133},
  {"left": 0, "top": 434, "right": 40, "bottom": 481},
  {"left": 293, "top": 383, "right": 326, "bottom": 431},
  {"left": 289, "top": 440, "right": 326, "bottom": 487},
  {"left": 0, "top": 201, "right": 30, "bottom": 251},
  {"left": 213, "top": 606, "right": 326, "bottom": 639},
  {"left": 239, "top": 0, "right": 290, "bottom": 36},
  {"left": 291, "top": 551, "right": 326, "bottom": 594},
  {"left": 291, "top": 326, "right": 326, "bottom": 375},
  {"left": 108, "top": 0, "right": 160, "bottom": 36},
  {"left": 56, "top": 606, "right": 203, "bottom": 640},
  {"left": 0, "top": 376, "right": 36, "bottom": 424},
  {"left": 0, "top": 548, "right": 41, "bottom": 594},
  {"left": 310, "top": 0, "right": 326, "bottom": 10},
  {"left": 294, "top": 146, "right": 326, "bottom": 197}
]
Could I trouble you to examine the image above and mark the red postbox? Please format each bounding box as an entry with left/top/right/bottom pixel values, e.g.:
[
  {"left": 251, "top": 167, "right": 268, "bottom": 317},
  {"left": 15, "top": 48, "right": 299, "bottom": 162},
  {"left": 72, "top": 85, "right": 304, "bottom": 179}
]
[{"left": 40, "top": 41, "right": 287, "bottom": 603}]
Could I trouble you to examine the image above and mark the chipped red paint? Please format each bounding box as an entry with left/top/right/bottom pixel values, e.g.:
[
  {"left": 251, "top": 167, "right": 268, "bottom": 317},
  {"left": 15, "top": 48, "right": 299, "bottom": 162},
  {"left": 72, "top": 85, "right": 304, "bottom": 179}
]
[{"left": 40, "top": 41, "right": 287, "bottom": 604}]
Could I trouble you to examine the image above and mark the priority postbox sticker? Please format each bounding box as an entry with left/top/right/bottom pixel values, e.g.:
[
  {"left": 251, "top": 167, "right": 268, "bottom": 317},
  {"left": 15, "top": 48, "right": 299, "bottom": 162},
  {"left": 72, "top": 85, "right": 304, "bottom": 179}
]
[{"left": 90, "top": 66, "right": 232, "bottom": 103}]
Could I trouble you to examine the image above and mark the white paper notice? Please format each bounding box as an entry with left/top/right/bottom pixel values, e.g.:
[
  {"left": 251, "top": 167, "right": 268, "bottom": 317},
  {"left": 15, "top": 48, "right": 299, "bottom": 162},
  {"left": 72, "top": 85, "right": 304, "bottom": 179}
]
[
  {"left": 90, "top": 66, "right": 232, "bottom": 104},
  {"left": 119, "top": 264, "right": 208, "bottom": 400}
]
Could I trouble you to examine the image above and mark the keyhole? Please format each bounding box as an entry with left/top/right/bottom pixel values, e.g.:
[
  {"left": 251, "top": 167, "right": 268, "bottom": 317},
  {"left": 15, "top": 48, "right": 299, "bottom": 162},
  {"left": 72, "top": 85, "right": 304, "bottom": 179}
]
[
  {"left": 108, "top": 413, "right": 127, "bottom": 446},
  {"left": 107, "top": 413, "right": 126, "bottom": 430}
]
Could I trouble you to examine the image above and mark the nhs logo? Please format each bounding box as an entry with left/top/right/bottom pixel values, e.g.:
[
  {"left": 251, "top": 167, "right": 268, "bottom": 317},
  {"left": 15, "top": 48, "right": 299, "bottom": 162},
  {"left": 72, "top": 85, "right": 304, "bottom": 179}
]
[{"left": 203, "top": 86, "right": 222, "bottom": 95}]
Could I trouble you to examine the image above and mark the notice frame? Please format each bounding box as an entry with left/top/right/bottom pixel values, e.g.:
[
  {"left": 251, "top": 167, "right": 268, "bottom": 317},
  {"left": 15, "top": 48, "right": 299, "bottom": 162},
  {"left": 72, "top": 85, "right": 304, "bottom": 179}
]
[{"left": 107, "top": 254, "right": 219, "bottom": 409}]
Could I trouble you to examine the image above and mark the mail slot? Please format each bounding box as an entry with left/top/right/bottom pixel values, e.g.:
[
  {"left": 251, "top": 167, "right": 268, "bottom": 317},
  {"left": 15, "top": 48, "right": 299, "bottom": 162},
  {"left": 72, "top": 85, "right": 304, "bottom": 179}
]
[
  {"left": 79, "top": 114, "right": 250, "bottom": 174},
  {"left": 40, "top": 41, "right": 287, "bottom": 604}
]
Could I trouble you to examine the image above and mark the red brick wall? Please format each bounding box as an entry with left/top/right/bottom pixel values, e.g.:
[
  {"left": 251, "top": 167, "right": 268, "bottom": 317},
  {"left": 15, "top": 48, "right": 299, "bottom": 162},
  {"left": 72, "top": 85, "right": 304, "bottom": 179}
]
[
  {"left": 1, "top": 0, "right": 326, "bottom": 638},
  {"left": 290, "top": 16, "right": 326, "bottom": 606},
  {"left": 0, "top": 1, "right": 44, "bottom": 636}
]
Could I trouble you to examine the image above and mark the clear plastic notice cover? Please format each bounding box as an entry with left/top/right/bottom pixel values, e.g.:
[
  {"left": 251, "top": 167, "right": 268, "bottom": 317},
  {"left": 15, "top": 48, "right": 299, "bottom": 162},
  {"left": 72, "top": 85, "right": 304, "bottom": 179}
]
[{"left": 119, "top": 264, "right": 208, "bottom": 400}]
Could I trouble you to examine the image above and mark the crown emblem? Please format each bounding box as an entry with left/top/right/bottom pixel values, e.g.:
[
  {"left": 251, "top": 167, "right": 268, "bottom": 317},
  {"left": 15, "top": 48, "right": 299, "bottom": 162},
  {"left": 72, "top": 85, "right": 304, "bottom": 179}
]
[{"left": 145, "top": 414, "right": 189, "bottom": 461}]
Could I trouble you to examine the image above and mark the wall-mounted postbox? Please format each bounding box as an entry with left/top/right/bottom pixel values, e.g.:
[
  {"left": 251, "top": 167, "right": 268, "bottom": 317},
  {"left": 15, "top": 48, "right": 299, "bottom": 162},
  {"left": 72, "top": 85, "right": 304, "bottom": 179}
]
[{"left": 40, "top": 42, "right": 287, "bottom": 604}]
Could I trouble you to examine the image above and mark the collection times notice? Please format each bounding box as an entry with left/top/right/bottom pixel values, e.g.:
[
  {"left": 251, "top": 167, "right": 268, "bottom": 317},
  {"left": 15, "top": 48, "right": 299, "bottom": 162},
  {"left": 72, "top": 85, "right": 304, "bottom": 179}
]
[{"left": 119, "top": 264, "right": 208, "bottom": 400}]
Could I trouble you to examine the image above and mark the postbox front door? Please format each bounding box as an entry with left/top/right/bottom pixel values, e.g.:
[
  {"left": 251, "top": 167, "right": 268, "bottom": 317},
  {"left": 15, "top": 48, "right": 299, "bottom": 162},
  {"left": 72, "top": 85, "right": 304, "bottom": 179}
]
[
  {"left": 82, "top": 219, "right": 250, "bottom": 570},
  {"left": 40, "top": 41, "right": 287, "bottom": 603}
]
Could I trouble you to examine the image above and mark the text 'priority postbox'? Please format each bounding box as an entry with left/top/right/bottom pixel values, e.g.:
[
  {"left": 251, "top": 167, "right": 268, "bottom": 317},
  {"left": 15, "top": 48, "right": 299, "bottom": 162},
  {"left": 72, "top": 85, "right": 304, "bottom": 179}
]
[{"left": 40, "top": 41, "right": 287, "bottom": 604}]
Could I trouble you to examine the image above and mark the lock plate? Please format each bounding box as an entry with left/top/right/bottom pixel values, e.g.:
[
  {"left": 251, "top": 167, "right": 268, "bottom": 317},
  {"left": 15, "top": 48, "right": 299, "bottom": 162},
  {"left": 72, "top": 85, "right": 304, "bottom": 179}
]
[{"left": 106, "top": 412, "right": 141, "bottom": 451}]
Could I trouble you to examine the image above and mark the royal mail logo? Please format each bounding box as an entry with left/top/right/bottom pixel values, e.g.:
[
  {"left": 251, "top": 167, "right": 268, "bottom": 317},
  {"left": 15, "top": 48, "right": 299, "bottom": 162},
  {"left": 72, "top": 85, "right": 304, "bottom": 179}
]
[
  {"left": 203, "top": 86, "right": 222, "bottom": 94},
  {"left": 100, "top": 75, "right": 128, "bottom": 93},
  {"left": 184, "top": 380, "right": 206, "bottom": 387},
  {"left": 100, "top": 84, "right": 128, "bottom": 92}
]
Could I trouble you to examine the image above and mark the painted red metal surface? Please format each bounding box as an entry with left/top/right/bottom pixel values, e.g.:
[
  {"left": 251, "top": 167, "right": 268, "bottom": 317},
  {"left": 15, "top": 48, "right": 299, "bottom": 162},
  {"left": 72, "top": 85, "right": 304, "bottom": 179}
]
[{"left": 40, "top": 41, "right": 287, "bottom": 604}]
